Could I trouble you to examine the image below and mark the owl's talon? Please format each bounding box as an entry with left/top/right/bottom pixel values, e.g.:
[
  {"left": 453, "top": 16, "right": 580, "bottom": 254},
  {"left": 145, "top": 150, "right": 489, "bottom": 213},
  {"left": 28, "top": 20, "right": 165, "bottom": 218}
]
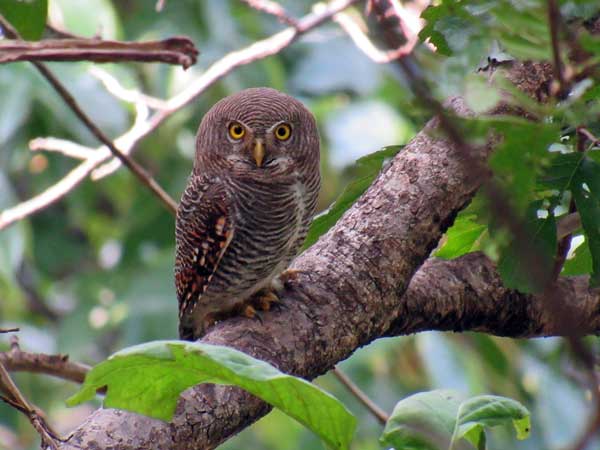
[
  {"left": 242, "top": 304, "right": 257, "bottom": 318},
  {"left": 278, "top": 269, "right": 303, "bottom": 289},
  {"left": 242, "top": 305, "right": 264, "bottom": 324},
  {"left": 252, "top": 290, "right": 280, "bottom": 311}
]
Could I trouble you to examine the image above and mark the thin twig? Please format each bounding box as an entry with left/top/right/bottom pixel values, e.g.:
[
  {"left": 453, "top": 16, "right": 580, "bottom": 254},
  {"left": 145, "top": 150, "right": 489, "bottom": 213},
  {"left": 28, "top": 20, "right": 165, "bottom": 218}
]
[
  {"left": 578, "top": 126, "right": 600, "bottom": 146},
  {"left": 570, "top": 410, "right": 600, "bottom": 450},
  {"left": 0, "top": 328, "right": 19, "bottom": 334},
  {"left": 30, "top": 137, "right": 97, "bottom": 160},
  {"left": 547, "top": 0, "right": 568, "bottom": 97},
  {"left": 0, "top": 361, "right": 61, "bottom": 449},
  {"left": 0, "top": 0, "right": 362, "bottom": 230},
  {"left": 334, "top": 10, "right": 416, "bottom": 63},
  {"left": 240, "top": 0, "right": 298, "bottom": 27},
  {"left": 0, "top": 341, "right": 90, "bottom": 384},
  {"left": 557, "top": 212, "right": 582, "bottom": 239},
  {"left": 89, "top": 66, "right": 168, "bottom": 110},
  {"left": 0, "top": 37, "right": 199, "bottom": 69},
  {"left": 331, "top": 366, "right": 389, "bottom": 425},
  {"left": 0, "top": 14, "right": 178, "bottom": 216}
]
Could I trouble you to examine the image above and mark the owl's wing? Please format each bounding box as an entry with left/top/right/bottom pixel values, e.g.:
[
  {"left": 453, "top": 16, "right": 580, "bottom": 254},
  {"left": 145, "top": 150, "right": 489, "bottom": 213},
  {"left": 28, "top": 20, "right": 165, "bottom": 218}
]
[{"left": 175, "top": 176, "right": 234, "bottom": 337}]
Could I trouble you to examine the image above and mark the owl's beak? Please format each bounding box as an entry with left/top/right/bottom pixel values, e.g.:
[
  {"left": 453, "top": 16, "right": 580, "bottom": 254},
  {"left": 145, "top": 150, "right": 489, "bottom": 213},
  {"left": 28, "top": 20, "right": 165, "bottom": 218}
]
[{"left": 252, "top": 139, "right": 265, "bottom": 167}]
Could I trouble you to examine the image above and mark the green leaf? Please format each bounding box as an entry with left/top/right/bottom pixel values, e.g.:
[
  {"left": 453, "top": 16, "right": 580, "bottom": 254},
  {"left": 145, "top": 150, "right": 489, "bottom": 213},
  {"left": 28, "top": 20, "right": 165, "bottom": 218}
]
[
  {"left": 464, "top": 75, "right": 501, "bottom": 114},
  {"left": 563, "top": 238, "right": 592, "bottom": 276},
  {"left": 539, "top": 152, "right": 585, "bottom": 192},
  {"left": 488, "top": 118, "right": 560, "bottom": 213},
  {"left": 455, "top": 395, "right": 531, "bottom": 442},
  {"left": 302, "top": 146, "right": 402, "bottom": 250},
  {"left": 380, "top": 390, "right": 463, "bottom": 450},
  {"left": 419, "top": 4, "right": 454, "bottom": 56},
  {"left": 67, "top": 341, "right": 356, "bottom": 450},
  {"left": 380, "top": 390, "right": 531, "bottom": 450},
  {"left": 0, "top": 0, "right": 47, "bottom": 40},
  {"left": 490, "top": 4, "right": 551, "bottom": 60},
  {"left": 539, "top": 150, "right": 600, "bottom": 284},
  {"left": 497, "top": 208, "right": 556, "bottom": 294},
  {"left": 571, "top": 156, "right": 600, "bottom": 286},
  {"left": 435, "top": 213, "right": 487, "bottom": 259}
]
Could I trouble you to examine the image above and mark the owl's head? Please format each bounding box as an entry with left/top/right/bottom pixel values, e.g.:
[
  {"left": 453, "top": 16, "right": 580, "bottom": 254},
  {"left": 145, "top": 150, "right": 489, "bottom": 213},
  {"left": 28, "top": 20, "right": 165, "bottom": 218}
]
[{"left": 194, "top": 87, "right": 320, "bottom": 176}]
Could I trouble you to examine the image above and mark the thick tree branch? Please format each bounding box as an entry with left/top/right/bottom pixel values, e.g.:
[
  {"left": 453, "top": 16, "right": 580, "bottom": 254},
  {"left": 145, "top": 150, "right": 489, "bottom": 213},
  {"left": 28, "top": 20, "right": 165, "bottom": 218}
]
[
  {"left": 56, "top": 95, "right": 489, "bottom": 450},
  {"left": 52, "top": 56, "right": 576, "bottom": 448},
  {"left": 387, "top": 252, "right": 600, "bottom": 338}
]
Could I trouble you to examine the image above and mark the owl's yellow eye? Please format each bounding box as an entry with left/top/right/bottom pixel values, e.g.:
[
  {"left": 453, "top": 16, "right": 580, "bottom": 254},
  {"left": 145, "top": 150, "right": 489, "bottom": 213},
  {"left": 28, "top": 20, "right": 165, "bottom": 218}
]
[
  {"left": 274, "top": 123, "right": 292, "bottom": 141},
  {"left": 228, "top": 122, "right": 245, "bottom": 140}
]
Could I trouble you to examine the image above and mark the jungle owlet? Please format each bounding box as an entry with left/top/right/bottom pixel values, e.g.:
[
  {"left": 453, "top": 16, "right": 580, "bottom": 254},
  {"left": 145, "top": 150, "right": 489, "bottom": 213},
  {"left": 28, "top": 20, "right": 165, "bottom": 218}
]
[{"left": 175, "top": 87, "right": 321, "bottom": 340}]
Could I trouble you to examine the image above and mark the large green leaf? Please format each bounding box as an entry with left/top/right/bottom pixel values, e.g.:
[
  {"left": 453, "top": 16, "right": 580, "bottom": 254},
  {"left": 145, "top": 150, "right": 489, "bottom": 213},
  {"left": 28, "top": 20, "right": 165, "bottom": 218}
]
[
  {"left": 67, "top": 341, "right": 356, "bottom": 450},
  {"left": 380, "top": 390, "right": 530, "bottom": 450},
  {"left": 302, "top": 146, "right": 402, "bottom": 250},
  {"left": 0, "top": 0, "right": 47, "bottom": 40}
]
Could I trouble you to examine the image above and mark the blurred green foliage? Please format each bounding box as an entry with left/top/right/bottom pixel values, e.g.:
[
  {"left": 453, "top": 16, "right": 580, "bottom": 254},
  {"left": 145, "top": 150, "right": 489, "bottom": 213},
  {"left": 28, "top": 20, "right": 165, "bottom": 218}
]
[{"left": 1, "top": 0, "right": 600, "bottom": 449}]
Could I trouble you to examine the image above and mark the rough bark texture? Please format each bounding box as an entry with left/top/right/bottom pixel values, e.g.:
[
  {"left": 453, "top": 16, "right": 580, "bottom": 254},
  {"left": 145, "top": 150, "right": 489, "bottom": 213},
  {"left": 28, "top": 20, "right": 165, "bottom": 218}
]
[
  {"left": 56, "top": 62, "right": 586, "bottom": 450},
  {"left": 389, "top": 252, "right": 600, "bottom": 338}
]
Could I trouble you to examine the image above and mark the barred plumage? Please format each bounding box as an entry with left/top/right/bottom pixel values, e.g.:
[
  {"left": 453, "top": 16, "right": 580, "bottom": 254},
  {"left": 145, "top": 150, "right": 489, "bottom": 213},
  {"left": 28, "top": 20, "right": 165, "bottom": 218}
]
[{"left": 175, "top": 88, "right": 320, "bottom": 340}]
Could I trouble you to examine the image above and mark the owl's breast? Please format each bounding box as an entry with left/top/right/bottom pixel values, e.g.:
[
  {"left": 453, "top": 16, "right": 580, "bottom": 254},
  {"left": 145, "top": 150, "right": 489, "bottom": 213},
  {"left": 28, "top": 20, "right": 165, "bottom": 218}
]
[{"left": 202, "top": 175, "right": 309, "bottom": 300}]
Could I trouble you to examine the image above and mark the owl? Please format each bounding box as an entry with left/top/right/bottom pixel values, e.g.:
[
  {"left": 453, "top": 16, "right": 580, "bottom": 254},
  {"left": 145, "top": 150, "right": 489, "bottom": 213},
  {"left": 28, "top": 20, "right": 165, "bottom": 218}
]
[{"left": 175, "top": 87, "right": 321, "bottom": 340}]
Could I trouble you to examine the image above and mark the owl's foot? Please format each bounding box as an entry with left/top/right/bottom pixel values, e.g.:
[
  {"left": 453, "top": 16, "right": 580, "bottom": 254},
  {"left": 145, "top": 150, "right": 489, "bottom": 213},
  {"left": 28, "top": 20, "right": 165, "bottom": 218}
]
[
  {"left": 241, "top": 304, "right": 257, "bottom": 318},
  {"left": 251, "top": 289, "right": 281, "bottom": 311},
  {"left": 277, "top": 268, "right": 304, "bottom": 289},
  {"left": 242, "top": 304, "right": 267, "bottom": 325}
]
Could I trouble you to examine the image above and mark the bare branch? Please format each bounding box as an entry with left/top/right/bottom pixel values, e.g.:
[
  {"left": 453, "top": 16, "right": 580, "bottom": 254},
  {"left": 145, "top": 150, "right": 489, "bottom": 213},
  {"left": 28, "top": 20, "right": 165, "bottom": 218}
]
[
  {"left": 0, "top": 358, "right": 61, "bottom": 449},
  {"left": 547, "top": 0, "right": 568, "bottom": 96},
  {"left": 240, "top": 0, "right": 298, "bottom": 26},
  {"left": 334, "top": 0, "right": 431, "bottom": 63},
  {"left": 386, "top": 253, "right": 600, "bottom": 338},
  {"left": 0, "top": 14, "right": 179, "bottom": 217},
  {"left": 331, "top": 367, "right": 389, "bottom": 425},
  {"left": 0, "top": 0, "right": 363, "bottom": 230},
  {"left": 0, "top": 36, "right": 199, "bottom": 69},
  {"left": 30, "top": 137, "right": 97, "bottom": 160},
  {"left": 0, "top": 344, "right": 90, "bottom": 385},
  {"left": 0, "top": 328, "right": 19, "bottom": 334},
  {"left": 89, "top": 67, "right": 168, "bottom": 110},
  {"left": 557, "top": 212, "right": 582, "bottom": 239}
]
